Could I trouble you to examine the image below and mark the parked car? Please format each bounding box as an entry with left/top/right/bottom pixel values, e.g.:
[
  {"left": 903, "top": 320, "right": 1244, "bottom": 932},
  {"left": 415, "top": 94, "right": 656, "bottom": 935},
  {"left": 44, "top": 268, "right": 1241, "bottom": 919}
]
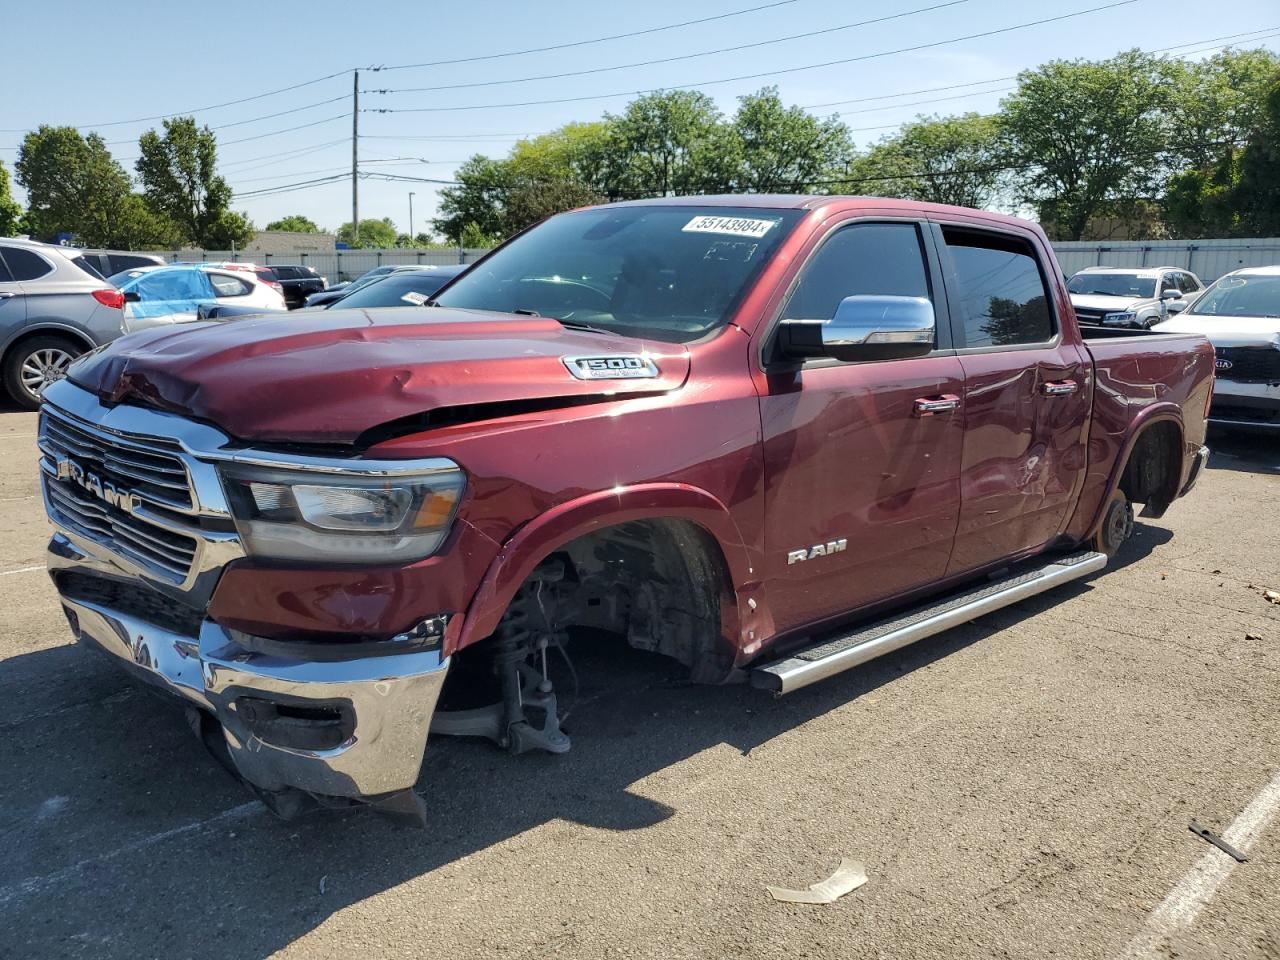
[
  {"left": 303, "top": 264, "right": 415, "bottom": 308},
  {"left": 77, "top": 249, "right": 166, "bottom": 279},
  {"left": 0, "top": 238, "right": 127, "bottom": 409},
  {"left": 1153, "top": 265, "right": 1280, "bottom": 430},
  {"left": 321, "top": 264, "right": 465, "bottom": 309},
  {"left": 118, "top": 263, "right": 286, "bottom": 331},
  {"left": 107, "top": 265, "right": 163, "bottom": 287},
  {"left": 1067, "top": 266, "right": 1203, "bottom": 328},
  {"left": 40, "top": 197, "right": 1213, "bottom": 824},
  {"left": 269, "top": 264, "right": 327, "bottom": 309}
]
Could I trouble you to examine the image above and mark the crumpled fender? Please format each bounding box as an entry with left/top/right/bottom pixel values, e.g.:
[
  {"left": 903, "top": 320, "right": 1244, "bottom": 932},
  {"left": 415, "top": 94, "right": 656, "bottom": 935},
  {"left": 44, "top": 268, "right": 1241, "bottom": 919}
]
[{"left": 454, "top": 482, "right": 754, "bottom": 655}]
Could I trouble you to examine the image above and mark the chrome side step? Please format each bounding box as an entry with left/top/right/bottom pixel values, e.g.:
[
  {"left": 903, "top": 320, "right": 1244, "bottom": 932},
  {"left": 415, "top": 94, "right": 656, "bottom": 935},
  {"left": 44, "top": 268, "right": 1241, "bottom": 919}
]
[{"left": 752, "top": 551, "right": 1107, "bottom": 695}]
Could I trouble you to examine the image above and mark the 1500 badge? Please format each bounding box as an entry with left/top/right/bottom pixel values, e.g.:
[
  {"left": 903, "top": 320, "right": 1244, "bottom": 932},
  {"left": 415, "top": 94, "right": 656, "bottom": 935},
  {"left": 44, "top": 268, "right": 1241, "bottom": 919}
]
[{"left": 563, "top": 355, "right": 660, "bottom": 380}]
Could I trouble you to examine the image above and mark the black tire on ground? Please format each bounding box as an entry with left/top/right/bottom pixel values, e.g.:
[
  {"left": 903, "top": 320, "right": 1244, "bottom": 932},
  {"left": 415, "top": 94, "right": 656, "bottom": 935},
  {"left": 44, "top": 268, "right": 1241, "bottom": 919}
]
[
  {"left": 2, "top": 335, "right": 85, "bottom": 411},
  {"left": 1090, "top": 488, "right": 1134, "bottom": 558}
]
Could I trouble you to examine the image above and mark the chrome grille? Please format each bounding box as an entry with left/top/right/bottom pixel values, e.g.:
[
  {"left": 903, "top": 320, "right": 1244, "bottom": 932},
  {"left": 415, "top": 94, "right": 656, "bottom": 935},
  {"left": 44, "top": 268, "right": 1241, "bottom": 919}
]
[
  {"left": 40, "top": 408, "right": 191, "bottom": 509},
  {"left": 39, "top": 406, "right": 201, "bottom": 584}
]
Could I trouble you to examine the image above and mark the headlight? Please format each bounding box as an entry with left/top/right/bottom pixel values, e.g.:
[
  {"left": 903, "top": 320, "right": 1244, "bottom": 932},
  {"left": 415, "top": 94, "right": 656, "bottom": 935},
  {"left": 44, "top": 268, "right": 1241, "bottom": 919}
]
[
  {"left": 1102, "top": 311, "right": 1139, "bottom": 326},
  {"left": 220, "top": 464, "right": 465, "bottom": 563}
]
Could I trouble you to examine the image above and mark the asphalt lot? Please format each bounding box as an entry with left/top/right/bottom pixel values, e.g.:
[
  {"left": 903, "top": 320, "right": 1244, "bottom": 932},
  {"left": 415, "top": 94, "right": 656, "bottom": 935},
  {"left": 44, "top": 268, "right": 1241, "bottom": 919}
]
[{"left": 0, "top": 403, "right": 1276, "bottom": 960}]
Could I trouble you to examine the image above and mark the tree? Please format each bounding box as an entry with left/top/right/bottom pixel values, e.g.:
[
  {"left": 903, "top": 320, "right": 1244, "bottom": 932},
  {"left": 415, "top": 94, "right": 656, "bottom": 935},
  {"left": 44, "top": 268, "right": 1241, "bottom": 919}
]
[
  {"left": 844, "top": 113, "right": 1008, "bottom": 209},
  {"left": 1235, "top": 75, "right": 1280, "bottom": 235},
  {"left": 136, "top": 116, "right": 250, "bottom": 248},
  {"left": 0, "top": 160, "right": 21, "bottom": 236},
  {"left": 727, "top": 87, "right": 853, "bottom": 193},
  {"left": 265, "top": 214, "right": 322, "bottom": 233},
  {"left": 1000, "top": 52, "right": 1175, "bottom": 240},
  {"left": 18, "top": 126, "right": 131, "bottom": 245},
  {"left": 433, "top": 156, "right": 513, "bottom": 243},
  {"left": 608, "top": 90, "right": 724, "bottom": 197},
  {"left": 501, "top": 180, "right": 603, "bottom": 236},
  {"left": 1168, "top": 49, "right": 1280, "bottom": 169},
  {"left": 337, "top": 217, "right": 398, "bottom": 248}
]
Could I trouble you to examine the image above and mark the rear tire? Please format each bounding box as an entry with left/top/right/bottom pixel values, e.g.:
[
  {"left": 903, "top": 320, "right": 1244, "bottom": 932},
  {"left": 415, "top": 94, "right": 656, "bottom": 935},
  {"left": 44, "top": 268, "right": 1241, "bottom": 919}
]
[
  {"left": 2, "top": 335, "right": 84, "bottom": 410},
  {"left": 1090, "top": 488, "right": 1134, "bottom": 558}
]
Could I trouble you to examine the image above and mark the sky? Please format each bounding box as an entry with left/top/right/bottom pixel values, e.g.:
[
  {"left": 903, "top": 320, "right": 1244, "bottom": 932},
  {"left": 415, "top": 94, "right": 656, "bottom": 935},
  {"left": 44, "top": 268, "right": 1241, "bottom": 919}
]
[{"left": 3, "top": 0, "right": 1278, "bottom": 239}]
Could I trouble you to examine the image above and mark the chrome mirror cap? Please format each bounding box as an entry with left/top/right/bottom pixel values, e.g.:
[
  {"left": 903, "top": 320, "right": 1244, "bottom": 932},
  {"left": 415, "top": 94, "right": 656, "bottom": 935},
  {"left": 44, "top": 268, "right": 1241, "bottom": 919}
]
[{"left": 780, "top": 295, "right": 935, "bottom": 363}]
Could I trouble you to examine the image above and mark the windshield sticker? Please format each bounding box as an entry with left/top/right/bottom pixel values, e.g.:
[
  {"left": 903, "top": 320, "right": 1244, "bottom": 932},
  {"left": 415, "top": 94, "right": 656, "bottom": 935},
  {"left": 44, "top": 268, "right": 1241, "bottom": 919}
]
[
  {"left": 682, "top": 215, "right": 778, "bottom": 239},
  {"left": 400, "top": 291, "right": 430, "bottom": 305}
]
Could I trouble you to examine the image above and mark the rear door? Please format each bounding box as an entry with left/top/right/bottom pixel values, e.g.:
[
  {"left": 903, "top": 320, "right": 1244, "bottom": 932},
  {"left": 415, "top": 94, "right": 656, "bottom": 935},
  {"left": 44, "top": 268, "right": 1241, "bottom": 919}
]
[
  {"left": 0, "top": 249, "right": 28, "bottom": 339},
  {"left": 932, "top": 222, "right": 1091, "bottom": 577},
  {"left": 758, "top": 218, "right": 966, "bottom": 634}
]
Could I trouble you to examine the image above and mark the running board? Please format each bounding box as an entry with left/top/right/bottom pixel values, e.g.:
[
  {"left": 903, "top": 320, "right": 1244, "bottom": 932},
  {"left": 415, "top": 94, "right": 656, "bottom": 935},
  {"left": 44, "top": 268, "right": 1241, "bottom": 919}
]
[{"left": 752, "top": 551, "right": 1107, "bottom": 695}]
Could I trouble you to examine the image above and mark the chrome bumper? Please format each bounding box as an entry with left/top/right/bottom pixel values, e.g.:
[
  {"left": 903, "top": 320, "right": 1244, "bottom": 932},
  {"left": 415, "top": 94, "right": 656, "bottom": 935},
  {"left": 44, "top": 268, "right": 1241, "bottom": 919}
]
[
  {"left": 1180, "top": 444, "right": 1210, "bottom": 497},
  {"left": 48, "top": 533, "right": 450, "bottom": 800}
]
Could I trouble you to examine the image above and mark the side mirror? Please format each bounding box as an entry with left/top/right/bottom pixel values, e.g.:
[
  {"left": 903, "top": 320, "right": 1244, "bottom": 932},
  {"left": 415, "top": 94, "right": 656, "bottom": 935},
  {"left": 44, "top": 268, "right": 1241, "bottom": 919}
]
[
  {"left": 123, "top": 290, "right": 141, "bottom": 303},
  {"left": 779, "top": 295, "right": 935, "bottom": 363},
  {"left": 1166, "top": 299, "right": 1189, "bottom": 314},
  {"left": 1160, "top": 288, "right": 1182, "bottom": 302}
]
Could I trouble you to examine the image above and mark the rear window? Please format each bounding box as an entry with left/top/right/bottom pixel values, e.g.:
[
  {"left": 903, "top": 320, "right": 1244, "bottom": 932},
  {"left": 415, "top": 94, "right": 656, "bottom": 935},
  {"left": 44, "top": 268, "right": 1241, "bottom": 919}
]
[
  {"left": 73, "top": 256, "right": 106, "bottom": 280},
  {"left": 2, "top": 247, "right": 55, "bottom": 281},
  {"left": 256, "top": 267, "right": 279, "bottom": 282},
  {"left": 943, "top": 228, "right": 1054, "bottom": 348}
]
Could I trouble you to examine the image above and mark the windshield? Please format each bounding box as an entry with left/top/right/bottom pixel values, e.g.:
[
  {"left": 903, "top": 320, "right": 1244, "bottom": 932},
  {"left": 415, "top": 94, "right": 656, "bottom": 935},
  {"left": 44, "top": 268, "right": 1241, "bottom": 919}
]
[
  {"left": 433, "top": 205, "right": 803, "bottom": 343},
  {"left": 1067, "top": 273, "right": 1156, "bottom": 298},
  {"left": 1187, "top": 274, "right": 1280, "bottom": 318},
  {"left": 330, "top": 269, "right": 462, "bottom": 309}
]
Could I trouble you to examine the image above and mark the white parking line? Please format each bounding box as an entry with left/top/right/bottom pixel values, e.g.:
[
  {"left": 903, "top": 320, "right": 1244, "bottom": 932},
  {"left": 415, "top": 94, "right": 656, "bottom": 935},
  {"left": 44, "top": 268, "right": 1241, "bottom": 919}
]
[
  {"left": 0, "top": 495, "right": 35, "bottom": 501},
  {"left": 0, "top": 801, "right": 260, "bottom": 908},
  {"left": 1120, "top": 770, "right": 1280, "bottom": 959},
  {"left": 0, "top": 434, "right": 36, "bottom": 440},
  {"left": 0, "top": 565, "right": 43, "bottom": 577}
]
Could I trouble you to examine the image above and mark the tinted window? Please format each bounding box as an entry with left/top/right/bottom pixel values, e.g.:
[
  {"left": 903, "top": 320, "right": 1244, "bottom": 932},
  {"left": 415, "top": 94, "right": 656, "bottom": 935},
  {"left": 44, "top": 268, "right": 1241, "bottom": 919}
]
[
  {"left": 2, "top": 247, "right": 54, "bottom": 281},
  {"left": 72, "top": 255, "right": 106, "bottom": 280},
  {"left": 782, "top": 222, "right": 932, "bottom": 324},
  {"left": 944, "top": 230, "right": 1053, "bottom": 348},
  {"left": 1179, "top": 272, "right": 1201, "bottom": 292},
  {"left": 272, "top": 266, "right": 298, "bottom": 279},
  {"left": 209, "top": 272, "right": 252, "bottom": 297},
  {"left": 0, "top": 254, "right": 13, "bottom": 284}
]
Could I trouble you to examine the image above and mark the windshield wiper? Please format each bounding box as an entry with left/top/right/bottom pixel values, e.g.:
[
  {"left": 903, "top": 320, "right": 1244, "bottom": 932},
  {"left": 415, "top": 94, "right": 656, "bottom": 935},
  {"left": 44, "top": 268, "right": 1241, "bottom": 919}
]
[{"left": 555, "top": 318, "right": 617, "bottom": 336}]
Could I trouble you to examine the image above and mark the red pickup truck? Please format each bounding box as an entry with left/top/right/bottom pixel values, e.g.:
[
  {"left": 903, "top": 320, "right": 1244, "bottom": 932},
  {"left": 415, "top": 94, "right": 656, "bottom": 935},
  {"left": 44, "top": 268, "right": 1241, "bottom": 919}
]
[{"left": 39, "top": 196, "right": 1213, "bottom": 824}]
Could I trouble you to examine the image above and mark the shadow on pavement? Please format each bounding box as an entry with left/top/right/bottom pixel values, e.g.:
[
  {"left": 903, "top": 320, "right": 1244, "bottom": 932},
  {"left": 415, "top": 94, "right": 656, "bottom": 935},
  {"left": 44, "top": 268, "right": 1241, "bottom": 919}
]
[
  {"left": 0, "top": 525, "right": 1170, "bottom": 958},
  {"left": 1206, "top": 425, "right": 1280, "bottom": 475}
]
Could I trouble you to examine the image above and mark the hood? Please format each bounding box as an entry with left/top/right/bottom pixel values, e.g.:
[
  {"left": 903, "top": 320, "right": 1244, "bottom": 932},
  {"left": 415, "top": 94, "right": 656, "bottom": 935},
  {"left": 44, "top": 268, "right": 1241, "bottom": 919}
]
[
  {"left": 1070, "top": 293, "right": 1158, "bottom": 314},
  {"left": 68, "top": 307, "right": 690, "bottom": 444},
  {"left": 1151, "top": 313, "right": 1280, "bottom": 348}
]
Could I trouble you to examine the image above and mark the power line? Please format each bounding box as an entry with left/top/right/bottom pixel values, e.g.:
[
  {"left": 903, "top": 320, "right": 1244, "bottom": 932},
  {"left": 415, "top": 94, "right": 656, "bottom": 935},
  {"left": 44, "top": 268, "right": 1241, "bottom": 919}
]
[
  {"left": 220, "top": 138, "right": 350, "bottom": 170},
  {"left": 366, "top": 1, "right": 1140, "bottom": 114},
  {"left": 369, "top": 1, "right": 971, "bottom": 95},
  {"left": 371, "top": 0, "right": 800, "bottom": 73},
  {"left": 220, "top": 114, "right": 348, "bottom": 146},
  {"left": 0, "top": 69, "right": 352, "bottom": 133}
]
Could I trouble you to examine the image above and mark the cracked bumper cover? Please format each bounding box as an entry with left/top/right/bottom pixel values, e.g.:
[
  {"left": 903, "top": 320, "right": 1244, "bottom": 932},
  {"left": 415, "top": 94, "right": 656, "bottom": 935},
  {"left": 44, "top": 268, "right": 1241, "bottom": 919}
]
[{"left": 49, "top": 532, "right": 450, "bottom": 799}]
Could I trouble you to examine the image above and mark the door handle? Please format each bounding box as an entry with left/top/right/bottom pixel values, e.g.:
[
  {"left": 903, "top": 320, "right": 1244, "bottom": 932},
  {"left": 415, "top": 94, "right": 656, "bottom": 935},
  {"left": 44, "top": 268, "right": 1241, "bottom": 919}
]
[
  {"left": 914, "top": 395, "right": 960, "bottom": 416},
  {"left": 0, "top": 292, "right": 14, "bottom": 300},
  {"left": 1041, "top": 379, "right": 1079, "bottom": 397}
]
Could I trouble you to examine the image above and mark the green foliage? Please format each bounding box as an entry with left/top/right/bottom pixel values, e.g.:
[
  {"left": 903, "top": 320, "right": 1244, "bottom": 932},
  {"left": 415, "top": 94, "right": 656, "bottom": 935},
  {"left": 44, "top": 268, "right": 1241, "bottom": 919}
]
[
  {"left": 265, "top": 214, "right": 322, "bottom": 233},
  {"left": 15, "top": 126, "right": 180, "bottom": 248},
  {"left": 433, "top": 156, "right": 513, "bottom": 243},
  {"left": 726, "top": 87, "right": 853, "bottom": 192},
  {"left": 0, "top": 160, "right": 21, "bottom": 236},
  {"left": 1235, "top": 76, "right": 1280, "bottom": 235},
  {"left": 337, "top": 217, "right": 399, "bottom": 248},
  {"left": 608, "top": 90, "right": 724, "bottom": 197},
  {"left": 1000, "top": 51, "right": 1177, "bottom": 241},
  {"left": 843, "top": 113, "right": 1007, "bottom": 209},
  {"left": 136, "top": 116, "right": 250, "bottom": 248}
]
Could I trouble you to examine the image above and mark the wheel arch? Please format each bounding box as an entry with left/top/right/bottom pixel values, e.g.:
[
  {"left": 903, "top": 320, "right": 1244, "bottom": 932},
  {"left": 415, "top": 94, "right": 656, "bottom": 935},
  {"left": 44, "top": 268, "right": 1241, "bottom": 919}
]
[
  {"left": 0, "top": 323, "right": 97, "bottom": 359},
  {"left": 1086, "top": 409, "right": 1186, "bottom": 537},
  {"left": 455, "top": 483, "right": 753, "bottom": 666}
]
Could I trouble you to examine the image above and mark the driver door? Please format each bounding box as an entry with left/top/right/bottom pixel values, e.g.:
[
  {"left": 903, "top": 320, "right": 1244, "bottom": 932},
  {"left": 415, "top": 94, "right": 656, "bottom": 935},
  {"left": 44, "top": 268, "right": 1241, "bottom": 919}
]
[{"left": 758, "top": 219, "right": 965, "bottom": 636}]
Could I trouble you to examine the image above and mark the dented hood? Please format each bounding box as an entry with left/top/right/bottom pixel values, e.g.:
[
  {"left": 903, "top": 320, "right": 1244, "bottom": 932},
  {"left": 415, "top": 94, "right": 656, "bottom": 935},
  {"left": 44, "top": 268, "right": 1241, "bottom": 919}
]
[{"left": 68, "top": 307, "right": 690, "bottom": 444}]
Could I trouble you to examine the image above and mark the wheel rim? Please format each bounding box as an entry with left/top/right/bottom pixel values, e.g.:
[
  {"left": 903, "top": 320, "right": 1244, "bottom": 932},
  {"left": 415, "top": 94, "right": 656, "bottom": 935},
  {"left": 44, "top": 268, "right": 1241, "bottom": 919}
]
[
  {"left": 1104, "top": 499, "right": 1133, "bottom": 551},
  {"left": 19, "top": 347, "right": 76, "bottom": 399}
]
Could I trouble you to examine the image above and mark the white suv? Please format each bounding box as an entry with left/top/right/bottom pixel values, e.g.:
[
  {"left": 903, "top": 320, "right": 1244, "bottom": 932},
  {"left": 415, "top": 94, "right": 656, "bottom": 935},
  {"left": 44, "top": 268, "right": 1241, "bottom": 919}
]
[{"left": 1067, "top": 266, "right": 1204, "bottom": 329}]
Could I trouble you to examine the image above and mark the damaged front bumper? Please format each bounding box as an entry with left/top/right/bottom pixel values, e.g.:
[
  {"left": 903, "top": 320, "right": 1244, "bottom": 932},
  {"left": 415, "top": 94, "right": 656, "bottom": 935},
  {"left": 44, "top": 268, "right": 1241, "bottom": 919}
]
[{"left": 49, "top": 533, "right": 450, "bottom": 802}]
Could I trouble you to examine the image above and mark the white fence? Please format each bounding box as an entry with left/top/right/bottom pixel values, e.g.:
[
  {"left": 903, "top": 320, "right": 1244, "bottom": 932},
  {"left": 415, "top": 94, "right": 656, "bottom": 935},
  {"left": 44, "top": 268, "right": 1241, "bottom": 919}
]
[
  {"left": 147, "top": 248, "right": 492, "bottom": 282},
  {"left": 1051, "top": 238, "right": 1280, "bottom": 283}
]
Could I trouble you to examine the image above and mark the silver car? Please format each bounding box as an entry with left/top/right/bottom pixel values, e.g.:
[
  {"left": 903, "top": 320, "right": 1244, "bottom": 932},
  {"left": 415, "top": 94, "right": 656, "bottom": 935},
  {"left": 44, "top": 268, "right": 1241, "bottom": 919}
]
[{"left": 0, "top": 238, "right": 127, "bottom": 409}]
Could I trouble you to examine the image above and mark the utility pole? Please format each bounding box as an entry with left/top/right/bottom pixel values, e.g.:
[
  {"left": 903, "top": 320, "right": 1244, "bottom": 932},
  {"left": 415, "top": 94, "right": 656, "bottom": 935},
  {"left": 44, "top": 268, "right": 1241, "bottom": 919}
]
[
  {"left": 408, "top": 191, "right": 415, "bottom": 245},
  {"left": 351, "top": 70, "right": 359, "bottom": 246}
]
